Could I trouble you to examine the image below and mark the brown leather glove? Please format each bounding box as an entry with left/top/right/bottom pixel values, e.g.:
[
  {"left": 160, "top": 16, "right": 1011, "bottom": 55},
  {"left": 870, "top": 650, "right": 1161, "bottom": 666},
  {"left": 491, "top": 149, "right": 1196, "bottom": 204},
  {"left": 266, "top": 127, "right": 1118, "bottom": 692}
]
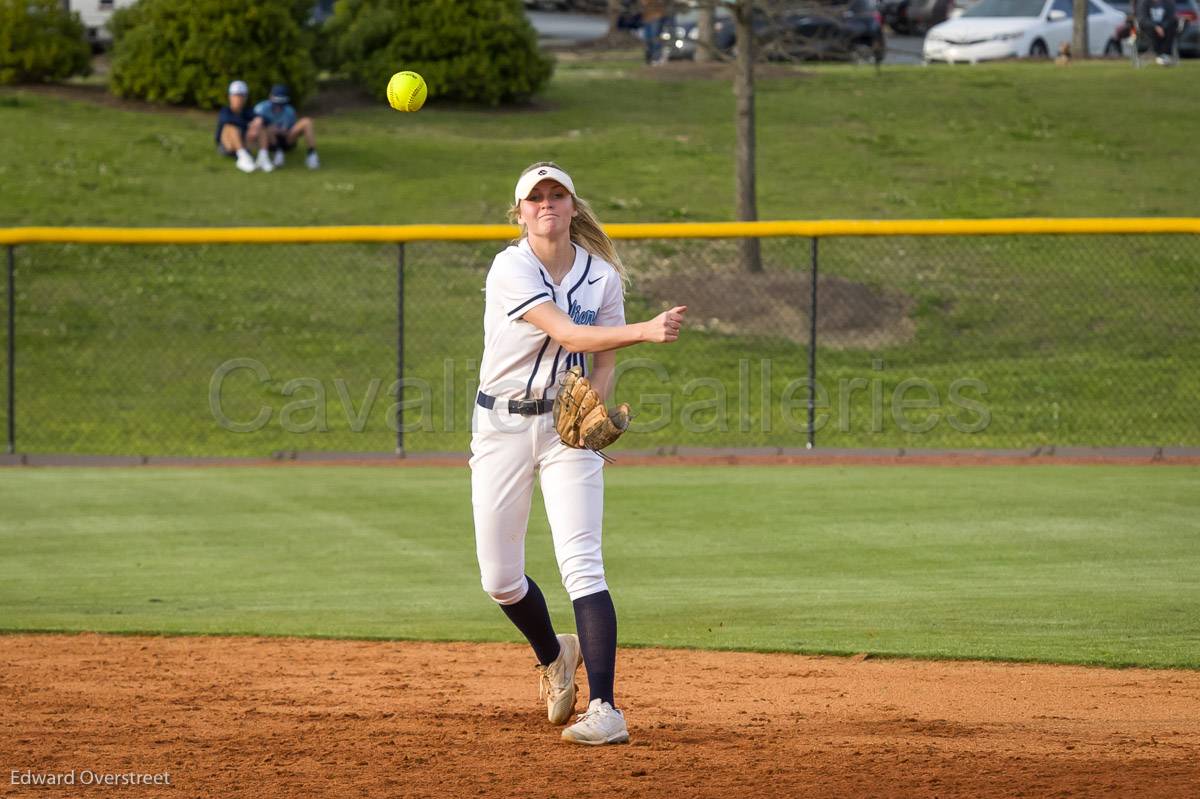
[{"left": 552, "top": 366, "right": 630, "bottom": 452}]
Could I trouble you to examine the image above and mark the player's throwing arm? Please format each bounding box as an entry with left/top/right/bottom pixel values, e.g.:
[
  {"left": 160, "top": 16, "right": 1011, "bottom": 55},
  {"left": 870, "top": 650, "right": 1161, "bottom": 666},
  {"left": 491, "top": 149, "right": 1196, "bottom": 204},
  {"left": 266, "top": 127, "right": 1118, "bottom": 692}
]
[{"left": 469, "top": 162, "right": 684, "bottom": 746}]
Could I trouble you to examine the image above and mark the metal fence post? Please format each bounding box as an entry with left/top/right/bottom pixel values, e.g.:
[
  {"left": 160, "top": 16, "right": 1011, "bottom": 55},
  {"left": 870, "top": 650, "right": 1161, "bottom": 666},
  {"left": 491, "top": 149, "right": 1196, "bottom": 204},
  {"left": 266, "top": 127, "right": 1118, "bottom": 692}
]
[
  {"left": 396, "top": 242, "right": 405, "bottom": 457},
  {"left": 6, "top": 245, "right": 14, "bottom": 454},
  {"left": 807, "top": 236, "right": 818, "bottom": 449}
]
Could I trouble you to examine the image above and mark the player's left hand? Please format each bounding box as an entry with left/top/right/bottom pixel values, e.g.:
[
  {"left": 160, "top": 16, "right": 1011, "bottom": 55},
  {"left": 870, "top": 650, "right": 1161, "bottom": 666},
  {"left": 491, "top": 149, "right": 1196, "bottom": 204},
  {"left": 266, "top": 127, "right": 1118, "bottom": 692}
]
[{"left": 553, "top": 366, "right": 629, "bottom": 454}]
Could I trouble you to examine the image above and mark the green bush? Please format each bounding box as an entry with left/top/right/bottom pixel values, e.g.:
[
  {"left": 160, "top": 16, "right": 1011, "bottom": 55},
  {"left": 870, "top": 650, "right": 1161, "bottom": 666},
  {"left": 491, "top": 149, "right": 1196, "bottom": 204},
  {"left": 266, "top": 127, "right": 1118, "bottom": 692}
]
[
  {"left": 328, "top": 0, "right": 553, "bottom": 106},
  {"left": 0, "top": 0, "right": 91, "bottom": 85},
  {"left": 108, "top": 0, "right": 317, "bottom": 109}
]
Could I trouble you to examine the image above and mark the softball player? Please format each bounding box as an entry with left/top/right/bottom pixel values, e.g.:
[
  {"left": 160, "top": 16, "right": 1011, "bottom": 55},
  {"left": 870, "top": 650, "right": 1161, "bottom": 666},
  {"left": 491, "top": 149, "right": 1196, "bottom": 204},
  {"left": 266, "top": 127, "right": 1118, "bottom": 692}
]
[{"left": 472, "top": 162, "right": 686, "bottom": 745}]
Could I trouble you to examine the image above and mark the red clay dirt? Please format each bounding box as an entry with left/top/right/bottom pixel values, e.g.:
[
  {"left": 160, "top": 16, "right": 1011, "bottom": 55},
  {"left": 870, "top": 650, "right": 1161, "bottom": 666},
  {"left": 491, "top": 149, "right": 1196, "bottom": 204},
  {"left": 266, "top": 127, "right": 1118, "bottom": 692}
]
[{"left": 2, "top": 634, "right": 1198, "bottom": 798}]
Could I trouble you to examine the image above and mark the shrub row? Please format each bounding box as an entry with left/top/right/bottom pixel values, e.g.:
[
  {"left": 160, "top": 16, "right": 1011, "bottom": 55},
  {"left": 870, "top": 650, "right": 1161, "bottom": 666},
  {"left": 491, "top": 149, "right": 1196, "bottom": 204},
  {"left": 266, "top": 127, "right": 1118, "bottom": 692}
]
[
  {"left": 2, "top": 0, "right": 551, "bottom": 108},
  {"left": 326, "top": 0, "right": 553, "bottom": 107},
  {"left": 0, "top": 0, "right": 91, "bottom": 86}
]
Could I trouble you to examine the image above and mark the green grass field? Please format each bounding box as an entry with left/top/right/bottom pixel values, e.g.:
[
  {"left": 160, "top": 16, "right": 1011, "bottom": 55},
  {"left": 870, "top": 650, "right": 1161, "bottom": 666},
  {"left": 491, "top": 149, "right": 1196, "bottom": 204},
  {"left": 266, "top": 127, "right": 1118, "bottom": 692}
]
[
  {"left": 8, "top": 234, "right": 1196, "bottom": 455},
  {"left": 3, "top": 59, "right": 1200, "bottom": 226},
  {"left": 1, "top": 59, "right": 1198, "bottom": 455},
  {"left": 2, "top": 465, "right": 1197, "bottom": 669}
]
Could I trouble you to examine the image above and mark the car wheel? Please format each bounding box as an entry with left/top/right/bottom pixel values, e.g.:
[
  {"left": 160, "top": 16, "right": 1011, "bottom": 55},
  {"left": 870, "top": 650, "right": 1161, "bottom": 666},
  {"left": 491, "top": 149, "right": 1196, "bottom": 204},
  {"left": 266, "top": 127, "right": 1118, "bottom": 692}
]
[{"left": 1029, "top": 39, "right": 1049, "bottom": 58}]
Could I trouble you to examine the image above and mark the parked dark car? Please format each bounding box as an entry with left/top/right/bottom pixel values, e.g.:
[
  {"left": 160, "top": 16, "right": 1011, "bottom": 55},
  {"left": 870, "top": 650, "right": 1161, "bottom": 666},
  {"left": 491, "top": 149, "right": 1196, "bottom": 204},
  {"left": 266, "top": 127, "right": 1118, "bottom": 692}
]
[
  {"left": 881, "top": 0, "right": 957, "bottom": 34},
  {"left": 523, "top": 0, "right": 633, "bottom": 10},
  {"left": 1104, "top": 0, "right": 1198, "bottom": 56},
  {"left": 663, "top": 0, "right": 887, "bottom": 63},
  {"left": 662, "top": 5, "right": 737, "bottom": 60}
]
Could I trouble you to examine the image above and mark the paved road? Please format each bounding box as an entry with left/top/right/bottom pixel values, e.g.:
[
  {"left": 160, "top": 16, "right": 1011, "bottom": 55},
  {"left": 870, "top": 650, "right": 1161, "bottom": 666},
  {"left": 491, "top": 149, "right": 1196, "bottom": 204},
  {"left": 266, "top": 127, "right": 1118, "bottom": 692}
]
[
  {"left": 886, "top": 35, "right": 927, "bottom": 64},
  {"left": 527, "top": 10, "right": 610, "bottom": 42},
  {"left": 527, "top": 9, "right": 927, "bottom": 64}
]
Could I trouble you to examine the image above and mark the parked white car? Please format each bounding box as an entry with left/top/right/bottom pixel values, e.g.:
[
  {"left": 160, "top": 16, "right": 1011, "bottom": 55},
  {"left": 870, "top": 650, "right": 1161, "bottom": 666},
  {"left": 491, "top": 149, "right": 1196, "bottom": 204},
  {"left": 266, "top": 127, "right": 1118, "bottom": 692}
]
[
  {"left": 66, "top": 0, "right": 139, "bottom": 48},
  {"left": 923, "top": 0, "right": 1125, "bottom": 62}
]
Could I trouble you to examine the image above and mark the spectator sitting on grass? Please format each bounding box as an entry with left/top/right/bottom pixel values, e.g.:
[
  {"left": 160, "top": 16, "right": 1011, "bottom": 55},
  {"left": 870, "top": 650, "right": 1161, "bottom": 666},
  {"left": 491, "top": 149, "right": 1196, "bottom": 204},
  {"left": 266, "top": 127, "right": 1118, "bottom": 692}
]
[
  {"left": 250, "top": 84, "right": 319, "bottom": 170},
  {"left": 214, "top": 80, "right": 258, "bottom": 174},
  {"left": 1139, "top": 0, "right": 1178, "bottom": 64},
  {"left": 1109, "top": 12, "right": 1137, "bottom": 56}
]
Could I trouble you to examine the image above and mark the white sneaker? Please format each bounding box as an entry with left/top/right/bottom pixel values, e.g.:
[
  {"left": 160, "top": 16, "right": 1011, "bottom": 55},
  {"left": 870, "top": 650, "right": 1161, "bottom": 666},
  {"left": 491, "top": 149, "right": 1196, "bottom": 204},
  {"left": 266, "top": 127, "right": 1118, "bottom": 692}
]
[
  {"left": 255, "top": 149, "right": 273, "bottom": 173},
  {"left": 561, "top": 698, "right": 629, "bottom": 745},
  {"left": 1156, "top": 55, "right": 1169, "bottom": 65},
  {"left": 235, "top": 149, "right": 255, "bottom": 173},
  {"left": 305, "top": 151, "right": 320, "bottom": 170},
  {"left": 272, "top": 149, "right": 285, "bottom": 168},
  {"left": 537, "top": 634, "right": 581, "bottom": 725}
]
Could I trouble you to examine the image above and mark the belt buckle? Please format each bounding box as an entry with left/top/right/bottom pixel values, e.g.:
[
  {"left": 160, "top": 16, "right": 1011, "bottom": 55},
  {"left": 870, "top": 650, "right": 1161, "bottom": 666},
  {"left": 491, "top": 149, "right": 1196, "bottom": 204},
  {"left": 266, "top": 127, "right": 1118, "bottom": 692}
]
[{"left": 511, "top": 399, "right": 540, "bottom": 415}]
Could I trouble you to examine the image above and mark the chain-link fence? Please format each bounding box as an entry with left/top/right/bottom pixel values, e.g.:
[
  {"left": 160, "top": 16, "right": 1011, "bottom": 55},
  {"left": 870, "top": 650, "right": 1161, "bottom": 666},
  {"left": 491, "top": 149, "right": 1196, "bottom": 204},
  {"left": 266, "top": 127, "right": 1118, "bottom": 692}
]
[{"left": 1, "top": 228, "right": 1196, "bottom": 456}]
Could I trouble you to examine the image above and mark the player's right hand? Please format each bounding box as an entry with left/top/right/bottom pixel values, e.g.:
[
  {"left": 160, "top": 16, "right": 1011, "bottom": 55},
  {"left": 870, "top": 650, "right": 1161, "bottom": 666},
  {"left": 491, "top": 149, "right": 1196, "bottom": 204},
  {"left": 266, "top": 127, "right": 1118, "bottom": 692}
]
[{"left": 645, "top": 305, "right": 687, "bottom": 343}]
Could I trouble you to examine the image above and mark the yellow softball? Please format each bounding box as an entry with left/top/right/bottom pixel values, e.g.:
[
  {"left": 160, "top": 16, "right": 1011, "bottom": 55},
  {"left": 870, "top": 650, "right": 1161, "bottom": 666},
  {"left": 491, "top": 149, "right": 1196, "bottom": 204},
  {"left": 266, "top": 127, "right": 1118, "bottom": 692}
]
[{"left": 386, "top": 71, "right": 427, "bottom": 113}]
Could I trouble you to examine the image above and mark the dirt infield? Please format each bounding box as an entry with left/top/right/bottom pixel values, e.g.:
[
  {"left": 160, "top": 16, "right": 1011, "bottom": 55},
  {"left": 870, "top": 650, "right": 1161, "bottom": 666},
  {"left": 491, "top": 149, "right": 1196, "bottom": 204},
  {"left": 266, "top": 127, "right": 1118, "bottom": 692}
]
[{"left": 3, "top": 634, "right": 1198, "bottom": 798}]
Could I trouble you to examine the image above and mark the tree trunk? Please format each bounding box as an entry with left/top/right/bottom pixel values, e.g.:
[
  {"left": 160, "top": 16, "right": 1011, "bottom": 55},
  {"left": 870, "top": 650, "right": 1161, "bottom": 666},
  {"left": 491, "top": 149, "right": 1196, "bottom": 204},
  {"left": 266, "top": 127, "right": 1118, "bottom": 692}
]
[
  {"left": 607, "top": 0, "right": 622, "bottom": 35},
  {"left": 696, "top": 0, "right": 717, "bottom": 62},
  {"left": 1072, "top": 0, "right": 1089, "bottom": 57},
  {"left": 734, "top": 0, "right": 762, "bottom": 273}
]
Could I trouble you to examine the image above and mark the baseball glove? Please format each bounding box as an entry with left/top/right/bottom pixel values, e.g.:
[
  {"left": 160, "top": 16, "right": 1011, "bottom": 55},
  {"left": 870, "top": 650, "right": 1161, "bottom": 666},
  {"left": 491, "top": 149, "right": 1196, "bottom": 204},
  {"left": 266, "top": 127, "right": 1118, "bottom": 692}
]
[{"left": 553, "top": 366, "right": 630, "bottom": 455}]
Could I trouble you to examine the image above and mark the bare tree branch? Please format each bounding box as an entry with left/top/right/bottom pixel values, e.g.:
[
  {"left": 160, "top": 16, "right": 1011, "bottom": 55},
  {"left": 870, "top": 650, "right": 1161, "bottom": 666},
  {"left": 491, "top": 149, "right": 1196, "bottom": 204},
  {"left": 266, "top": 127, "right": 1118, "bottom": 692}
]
[
  {"left": 607, "top": 0, "right": 623, "bottom": 35},
  {"left": 734, "top": 0, "right": 763, "bottom": 273},
  {"left": 696, "top": 0, "right": 717, "bottom": 62},
  {"left": 1072, "top": 0, "right": 1089, "bottom": 58}
]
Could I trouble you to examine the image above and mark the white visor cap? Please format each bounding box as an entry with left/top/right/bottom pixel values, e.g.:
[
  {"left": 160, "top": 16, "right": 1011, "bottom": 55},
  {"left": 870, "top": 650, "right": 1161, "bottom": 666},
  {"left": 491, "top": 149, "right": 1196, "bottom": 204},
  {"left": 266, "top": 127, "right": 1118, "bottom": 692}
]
[{"left": 514, "top": 166, "right": 576, "bottom": 204}]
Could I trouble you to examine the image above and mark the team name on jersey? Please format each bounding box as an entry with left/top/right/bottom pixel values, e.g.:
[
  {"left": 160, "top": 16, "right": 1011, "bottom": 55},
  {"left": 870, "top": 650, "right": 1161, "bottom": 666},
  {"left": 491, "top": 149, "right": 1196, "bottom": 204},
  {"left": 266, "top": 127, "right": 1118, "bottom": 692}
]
[{"left": 568, "top": 299, "right": 596, "bottom": 326}]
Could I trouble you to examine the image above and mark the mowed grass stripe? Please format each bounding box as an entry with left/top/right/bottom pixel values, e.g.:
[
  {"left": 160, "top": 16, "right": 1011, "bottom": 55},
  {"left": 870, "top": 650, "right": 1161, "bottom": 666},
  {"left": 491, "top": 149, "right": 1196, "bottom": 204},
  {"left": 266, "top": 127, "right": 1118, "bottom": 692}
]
[
  {"left": 2, "top": 465, "right": 1197, "bottom": 667},
  {"left": 2, "top": 62, "right": 1199, "bottom": 454}
]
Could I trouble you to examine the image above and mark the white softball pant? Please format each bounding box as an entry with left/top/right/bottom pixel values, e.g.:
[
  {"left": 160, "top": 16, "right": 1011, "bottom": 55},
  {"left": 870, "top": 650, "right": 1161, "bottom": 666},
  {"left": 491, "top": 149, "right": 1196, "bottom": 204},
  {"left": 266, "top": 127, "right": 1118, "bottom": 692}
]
[{"left": 470, "top": 404, "right": 607, "bottom": 605}]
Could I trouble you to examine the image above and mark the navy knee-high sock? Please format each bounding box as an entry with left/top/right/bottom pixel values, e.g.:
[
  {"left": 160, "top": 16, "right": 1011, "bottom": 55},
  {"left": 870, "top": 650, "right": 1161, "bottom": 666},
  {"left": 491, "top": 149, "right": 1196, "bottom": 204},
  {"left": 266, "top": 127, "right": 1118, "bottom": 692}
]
[
  {"left": 573, "top": 590, "right": 617, "bottom": 708},
  {"left": 498, "top": 576, "right": 560, "bottom": 666}
]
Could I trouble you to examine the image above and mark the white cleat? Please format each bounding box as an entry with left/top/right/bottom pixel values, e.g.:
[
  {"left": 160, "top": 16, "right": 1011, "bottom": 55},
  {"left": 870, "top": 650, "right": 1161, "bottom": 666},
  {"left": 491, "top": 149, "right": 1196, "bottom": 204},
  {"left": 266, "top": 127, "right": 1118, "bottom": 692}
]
[
  {"left": 235, "top": 149, "right": 255, "bottom": 173},
  {"left": 273, "top": 149, "right": 285, "bottom": 168},
  {"left": 255, "top": 149, "right": 273, "bottom": 173},
  {"left": 561, "top": 698, "right": 629, "bottom": 745},
  {"left": 537, "top": 633, "right": 581, "bottom": 725},
  {"left": 305, "top": 151, "right": 320, "bottom": 170}
]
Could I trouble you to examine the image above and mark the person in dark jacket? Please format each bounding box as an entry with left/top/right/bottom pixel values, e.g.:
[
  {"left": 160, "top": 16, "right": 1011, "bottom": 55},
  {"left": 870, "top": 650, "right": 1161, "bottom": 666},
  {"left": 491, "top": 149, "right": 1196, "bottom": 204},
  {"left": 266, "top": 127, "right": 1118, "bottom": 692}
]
[
  {"left": 1139, "top": 0, "right": 1178, "bottom": 64},
  {"left": 639, "top": 0, "right": 671, "bottom": 64}
]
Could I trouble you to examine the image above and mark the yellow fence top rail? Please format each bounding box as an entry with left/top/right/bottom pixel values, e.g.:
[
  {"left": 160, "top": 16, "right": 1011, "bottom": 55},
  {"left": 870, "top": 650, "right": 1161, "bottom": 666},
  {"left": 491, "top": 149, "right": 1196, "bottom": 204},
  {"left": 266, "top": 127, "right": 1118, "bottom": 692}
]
[{"left": 2, "top": 218, "right": 1199, "bottom": 245}]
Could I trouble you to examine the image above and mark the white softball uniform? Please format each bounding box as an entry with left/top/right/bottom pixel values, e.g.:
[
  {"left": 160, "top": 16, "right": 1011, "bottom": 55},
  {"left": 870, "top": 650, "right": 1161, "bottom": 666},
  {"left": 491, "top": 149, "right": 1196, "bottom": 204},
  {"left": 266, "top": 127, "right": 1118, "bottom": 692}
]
[{"left": 471, "top": 239, "right": 625, "bottom": 605}]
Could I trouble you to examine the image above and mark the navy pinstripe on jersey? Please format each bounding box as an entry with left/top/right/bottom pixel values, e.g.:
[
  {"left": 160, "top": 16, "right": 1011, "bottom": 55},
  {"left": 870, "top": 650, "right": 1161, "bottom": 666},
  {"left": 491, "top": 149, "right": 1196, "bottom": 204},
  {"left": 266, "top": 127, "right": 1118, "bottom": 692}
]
[
  {"left": 523, "top": 269, "right": 562, "bottom": 398},
  {"left": 543, "top": 343, "right": 565, "bottom": 400},
  {"left": 507, "top": 292, "right": 549, "bottom": 318},
  {"left": 478, "top": 240, "right": 618, "bottom": 402},
  {"left": 524, "top": 335, "right": 552, "bottom": 399},
  {"left": 542, "top": 255, "right": 595, "bottom": 398},
  {"left": 539, "top": 272, "right": 558, "bottom": 303},
  {"left": 566, "top": 255, "right": 592, "bottom": 307}
]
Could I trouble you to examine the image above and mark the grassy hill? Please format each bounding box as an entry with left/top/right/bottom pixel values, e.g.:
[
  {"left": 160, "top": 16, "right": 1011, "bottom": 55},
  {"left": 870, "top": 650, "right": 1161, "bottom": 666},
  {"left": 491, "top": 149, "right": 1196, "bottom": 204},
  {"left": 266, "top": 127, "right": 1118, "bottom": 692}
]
[{"left": 1, "top": 59, "right": 1197, "bottom": 454}]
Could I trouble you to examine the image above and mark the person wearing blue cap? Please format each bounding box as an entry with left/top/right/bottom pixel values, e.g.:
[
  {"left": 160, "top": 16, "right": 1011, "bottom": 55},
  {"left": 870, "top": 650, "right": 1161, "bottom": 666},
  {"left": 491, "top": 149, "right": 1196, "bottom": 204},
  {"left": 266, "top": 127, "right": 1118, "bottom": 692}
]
[
  {"left": 251, "top": 83, "right": 319, "bottom": 170},
  {"left": 214, "top": 80, "right": 257, "bottom": 173}
]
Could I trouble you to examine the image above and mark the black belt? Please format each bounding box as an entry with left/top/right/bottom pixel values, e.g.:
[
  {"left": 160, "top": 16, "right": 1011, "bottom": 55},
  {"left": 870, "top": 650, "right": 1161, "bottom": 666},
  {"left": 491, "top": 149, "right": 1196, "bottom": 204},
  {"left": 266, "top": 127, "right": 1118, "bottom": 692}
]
[{"left": 477, "top": 391, "right": 552, "bottom": 416}]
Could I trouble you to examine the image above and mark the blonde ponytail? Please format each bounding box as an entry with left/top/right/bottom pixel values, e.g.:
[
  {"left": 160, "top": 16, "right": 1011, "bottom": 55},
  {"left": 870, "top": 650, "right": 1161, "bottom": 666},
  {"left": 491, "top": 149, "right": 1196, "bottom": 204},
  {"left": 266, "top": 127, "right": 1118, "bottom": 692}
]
[{"left": 508, "top": 161, "right": 629, "bottom": 290}]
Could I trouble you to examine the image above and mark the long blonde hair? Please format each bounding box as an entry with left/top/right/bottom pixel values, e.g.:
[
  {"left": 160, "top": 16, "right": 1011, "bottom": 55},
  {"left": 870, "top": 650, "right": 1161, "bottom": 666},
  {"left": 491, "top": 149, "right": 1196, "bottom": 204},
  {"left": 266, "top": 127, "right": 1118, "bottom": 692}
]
[{"left": 508, "top": 161, "right": 628, "bottom": 289}]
